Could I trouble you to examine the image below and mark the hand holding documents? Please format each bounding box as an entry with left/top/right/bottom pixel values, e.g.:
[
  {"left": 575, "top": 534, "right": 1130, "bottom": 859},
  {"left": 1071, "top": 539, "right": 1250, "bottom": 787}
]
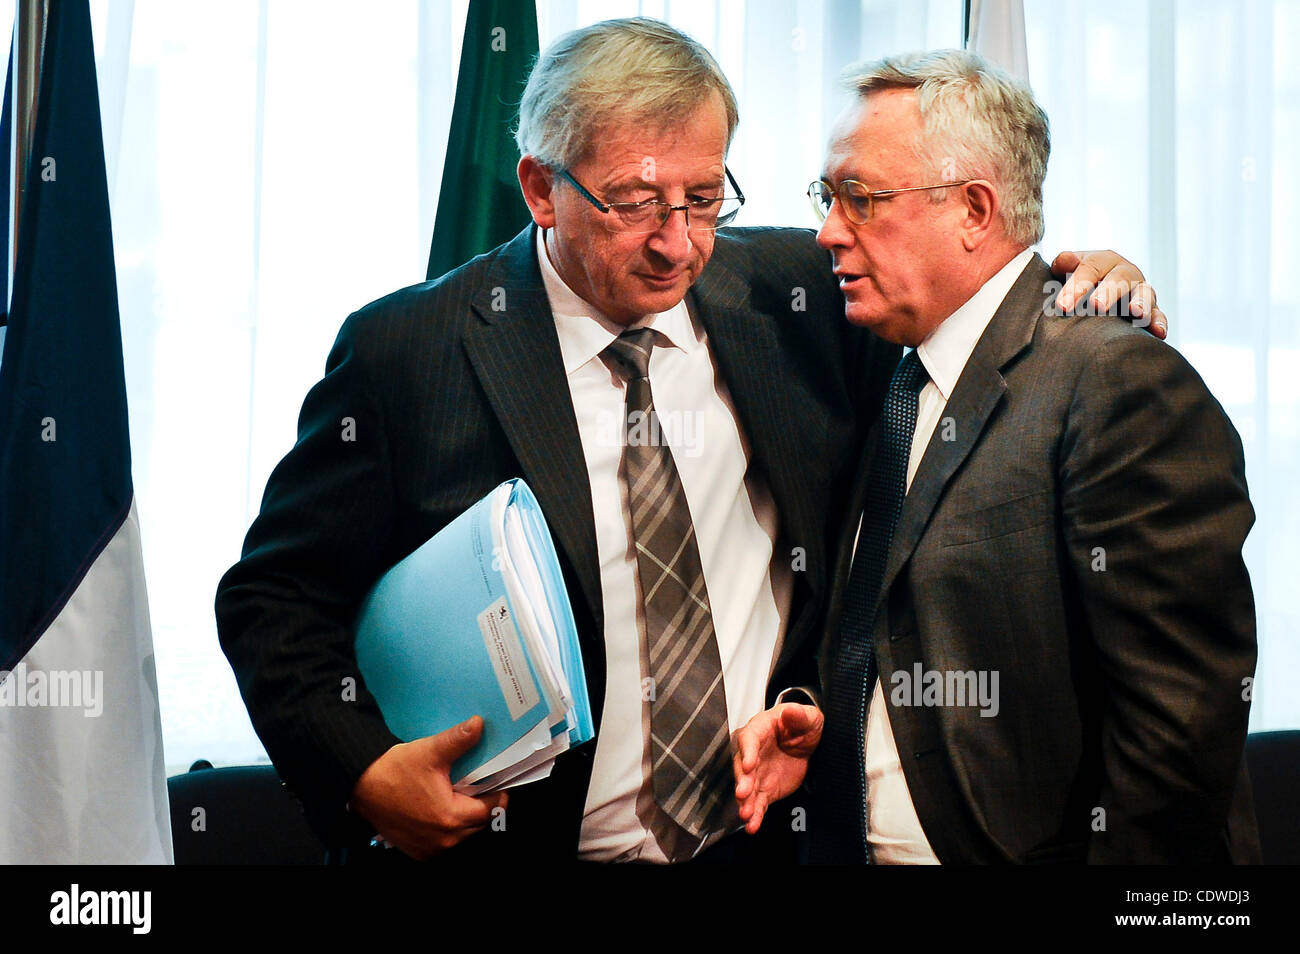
[{"left": 354, "top": 479, "right": 594, "bottom": 793}]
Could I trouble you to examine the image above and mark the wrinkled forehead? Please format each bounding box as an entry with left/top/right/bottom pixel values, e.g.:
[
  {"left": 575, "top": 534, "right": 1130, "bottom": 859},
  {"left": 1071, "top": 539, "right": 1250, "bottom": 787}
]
[
  {"left": 823, "top": 89, "right": 925, "bottom": 182},
  {"left": 577, "top": 94, "right": 731, "bottom": 180}
]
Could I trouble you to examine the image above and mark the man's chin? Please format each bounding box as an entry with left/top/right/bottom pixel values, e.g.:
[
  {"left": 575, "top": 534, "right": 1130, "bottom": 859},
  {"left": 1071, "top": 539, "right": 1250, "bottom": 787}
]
[
  {"left": 631, "top": 282, "right": 692, "bottom": 315},
  {"left": 843, "top": 305, "right": 913, "bottom": 345},
  {"left": 843, "top": 301, "right": 885, "bottom": 330}
]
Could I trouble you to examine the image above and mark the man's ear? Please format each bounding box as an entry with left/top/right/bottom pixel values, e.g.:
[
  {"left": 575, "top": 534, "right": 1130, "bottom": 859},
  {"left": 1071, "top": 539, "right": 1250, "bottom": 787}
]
[
  {"left": 959, "top": 180, "right": 999, "bottom": 252},
  {"left": 518, "top": 155, "right": 557, "bottom": 228}
]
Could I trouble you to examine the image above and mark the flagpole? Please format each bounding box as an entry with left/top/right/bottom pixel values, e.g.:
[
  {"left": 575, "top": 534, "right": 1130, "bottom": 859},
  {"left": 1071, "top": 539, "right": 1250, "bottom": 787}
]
[{"left": 9, "top": 0, "right": 47, "bottom": 309}]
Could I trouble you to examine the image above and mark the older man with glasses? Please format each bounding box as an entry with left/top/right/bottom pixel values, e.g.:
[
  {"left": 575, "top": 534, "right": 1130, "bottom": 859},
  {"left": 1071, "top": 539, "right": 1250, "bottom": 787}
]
[
  {"left": 734, "top": 48, "right": 1256, "bottom": 865},
  {"left": 217, "top": 18, "right": 1159, "bottom": 865}
]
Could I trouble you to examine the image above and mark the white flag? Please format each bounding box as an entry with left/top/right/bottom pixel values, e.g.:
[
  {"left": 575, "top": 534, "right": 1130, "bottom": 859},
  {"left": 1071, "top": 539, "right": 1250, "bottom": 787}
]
[{"left": 967, "top": 0, "right": 1031, "bottom": 87}]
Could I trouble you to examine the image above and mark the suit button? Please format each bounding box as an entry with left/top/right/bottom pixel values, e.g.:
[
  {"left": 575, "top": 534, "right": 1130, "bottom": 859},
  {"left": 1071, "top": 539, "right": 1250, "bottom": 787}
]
[{"left": 890, "top": 628, "right": 913, "bottom": 642}]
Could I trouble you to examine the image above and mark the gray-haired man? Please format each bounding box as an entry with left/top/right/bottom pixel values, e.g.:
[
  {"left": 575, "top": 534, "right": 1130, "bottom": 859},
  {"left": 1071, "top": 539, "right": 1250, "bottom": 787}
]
[
  {"left": 734, "top": 49, "right": 1258, "bottom": 864},
  {"left": 218, "top": 21, "right": 1161, "bottom": 864}
]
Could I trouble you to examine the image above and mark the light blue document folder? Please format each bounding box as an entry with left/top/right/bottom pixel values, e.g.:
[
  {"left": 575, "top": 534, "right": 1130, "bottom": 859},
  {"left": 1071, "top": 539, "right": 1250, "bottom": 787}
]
[{"left": 354, "top": 479, "right": 592, "bottom": 788}]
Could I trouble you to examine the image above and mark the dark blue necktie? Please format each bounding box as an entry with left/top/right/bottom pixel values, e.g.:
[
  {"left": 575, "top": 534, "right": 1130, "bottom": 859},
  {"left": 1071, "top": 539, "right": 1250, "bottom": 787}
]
[{"left": 816, "top": 349, "right": 928, "bottom": 863}]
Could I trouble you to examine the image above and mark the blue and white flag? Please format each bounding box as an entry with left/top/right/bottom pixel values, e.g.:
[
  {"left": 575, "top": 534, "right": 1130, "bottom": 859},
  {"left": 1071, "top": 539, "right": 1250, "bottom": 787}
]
[{"left": 0, "top": 0, "right": 171, "bottom": 864}]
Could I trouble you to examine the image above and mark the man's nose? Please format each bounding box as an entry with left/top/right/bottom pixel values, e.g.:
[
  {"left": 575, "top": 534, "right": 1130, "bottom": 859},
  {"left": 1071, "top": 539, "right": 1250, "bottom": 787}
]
[
  {"left": 815, "top": 201, "right": 854, "bottom": 251},
  {"left": 647, "top": 207, "right": 694, "bottom": 262}
]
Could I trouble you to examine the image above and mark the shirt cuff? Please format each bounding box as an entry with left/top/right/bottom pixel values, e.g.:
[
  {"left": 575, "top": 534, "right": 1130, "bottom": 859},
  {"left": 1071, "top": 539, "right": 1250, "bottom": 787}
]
[{"left": 775, "top": 685, "right": 821, "bottom": 709}]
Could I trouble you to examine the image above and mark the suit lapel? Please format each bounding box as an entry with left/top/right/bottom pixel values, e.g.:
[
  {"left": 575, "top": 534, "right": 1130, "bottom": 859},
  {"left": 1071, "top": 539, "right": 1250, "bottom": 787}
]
[
  {"left": 877, "top": 255, "right": 1051, "bottom": 599},
  {"left": 689, "top": 254, "right": 826, "bottom": 595},
  {"left": 461, "top": 227, "right": 604, "bottom": 633}
]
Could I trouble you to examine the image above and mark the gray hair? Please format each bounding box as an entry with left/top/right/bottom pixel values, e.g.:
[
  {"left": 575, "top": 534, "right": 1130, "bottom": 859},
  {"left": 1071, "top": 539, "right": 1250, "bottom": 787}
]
[
  {"left": 515, "top": 17, "right": 739, "bottom": 170},
  {"left": 841, "top": 49, "right": 1049, "bottom": 245}
]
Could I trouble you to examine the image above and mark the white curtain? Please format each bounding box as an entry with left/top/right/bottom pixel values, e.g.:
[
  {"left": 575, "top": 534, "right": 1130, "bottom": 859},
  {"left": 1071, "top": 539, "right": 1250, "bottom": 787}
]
[
  {"left": 1026, "top": 0, "right": 1298, "bottom": 732},
  {"left": 65, "top": 0, "right": 1292, "bottom": 770}
]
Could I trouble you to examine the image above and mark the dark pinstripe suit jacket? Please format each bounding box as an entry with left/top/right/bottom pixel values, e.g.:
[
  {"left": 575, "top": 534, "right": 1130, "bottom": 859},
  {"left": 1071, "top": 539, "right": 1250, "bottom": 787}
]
[
  {"left": 815, "top": 255, "right": 1260, "bottom": 864},
  {"left": 215, "top": 224, "right": 897, "bottom": 859}
]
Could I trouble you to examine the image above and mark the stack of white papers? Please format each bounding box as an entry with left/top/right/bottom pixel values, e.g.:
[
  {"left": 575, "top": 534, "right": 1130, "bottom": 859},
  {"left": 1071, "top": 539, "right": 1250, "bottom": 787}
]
[{"left": 354, "top": 479, "right": 593, "bottom": 792}]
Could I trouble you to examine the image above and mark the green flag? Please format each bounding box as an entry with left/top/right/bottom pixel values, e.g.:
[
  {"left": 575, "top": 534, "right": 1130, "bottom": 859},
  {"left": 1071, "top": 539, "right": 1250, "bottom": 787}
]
[{"left": 427, "top": 0, "right": 539, "bottom": 281}]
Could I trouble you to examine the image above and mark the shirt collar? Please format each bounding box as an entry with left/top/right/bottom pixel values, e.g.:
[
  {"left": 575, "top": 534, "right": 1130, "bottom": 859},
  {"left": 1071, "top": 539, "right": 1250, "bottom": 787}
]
[
  {"left": 535, "top": 227, "right": 696, "bottom": 376},
  {"left": 916, "top": 247, "right": 1035, "bottom": 401}
]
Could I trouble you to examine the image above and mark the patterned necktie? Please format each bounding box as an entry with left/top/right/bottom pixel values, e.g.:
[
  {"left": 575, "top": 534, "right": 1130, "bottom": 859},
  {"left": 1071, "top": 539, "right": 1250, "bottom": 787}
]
[
  {"left": 818, "top": 349, "right": 928, "bottom": 863},
  {"left": 603, "top": 328, "right": 734, "bottom": 841}
]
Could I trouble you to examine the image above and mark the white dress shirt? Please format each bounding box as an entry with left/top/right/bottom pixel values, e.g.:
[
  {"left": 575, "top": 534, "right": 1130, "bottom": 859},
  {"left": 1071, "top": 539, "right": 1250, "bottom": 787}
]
[
  {"left": 863, "top": 248, "right": 1034, "bottom": 864},
  {"left": 534, "top": 230, "right": 794, "bottom": 862}
]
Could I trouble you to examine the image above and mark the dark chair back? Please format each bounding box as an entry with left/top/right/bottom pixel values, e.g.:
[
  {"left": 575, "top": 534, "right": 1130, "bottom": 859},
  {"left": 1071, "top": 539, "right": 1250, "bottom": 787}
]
[
  {"left": 1245, "top": 730, "right": 1300, "bottom": 865},
  {"left": 168, "top": 761, "right": 326, "bottom": 864}
]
